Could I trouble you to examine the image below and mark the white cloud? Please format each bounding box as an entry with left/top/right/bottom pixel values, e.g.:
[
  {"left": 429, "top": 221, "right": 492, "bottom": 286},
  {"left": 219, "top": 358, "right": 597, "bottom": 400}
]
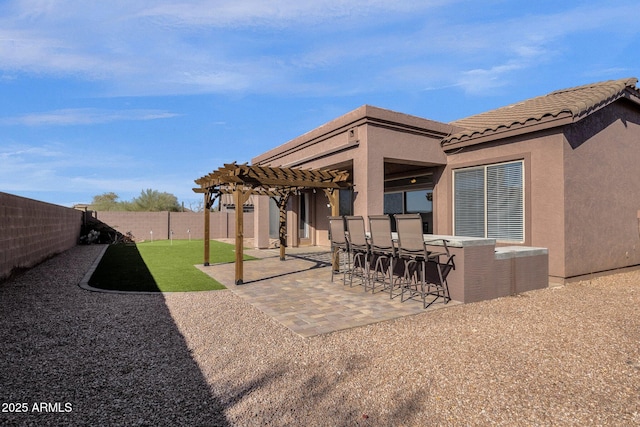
[
  {"left": 0, "top": 0, "right": 638, "bottom": 98},
  {"left": 0, "top": 0, "right": 462, "bottom": 95},
  {"left": 458, "top": 63, "right": 526, "bottom": 95},
  {"left": 0, "top": 144, "right": 63, "bottom": 159},
  {"left": 0, "top": 108, "right": 180, "bottom": 126},
  {"left": 0, "top": 140, "right": 153, "bottom": 202},
  {"left": 134, "top": 0, "right": 451, "bottom": 27},
  {"left": 0, "top": 139, "right": 223, "bottom": 205}
]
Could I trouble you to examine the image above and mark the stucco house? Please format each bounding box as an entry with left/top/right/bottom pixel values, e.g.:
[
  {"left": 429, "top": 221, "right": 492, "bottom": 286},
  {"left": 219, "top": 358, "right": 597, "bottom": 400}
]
[{"left": 251, "top": 77, "right": 640, "bottom": 284}]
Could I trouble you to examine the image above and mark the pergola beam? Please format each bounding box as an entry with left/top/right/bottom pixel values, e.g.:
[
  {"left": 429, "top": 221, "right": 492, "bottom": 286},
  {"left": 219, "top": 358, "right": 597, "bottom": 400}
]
[
  {"left": 241, "top": 177, "right": 349, "bottom": 189},
  {"left": 194, "top": 162, "right": 350, "bottom": 285}
]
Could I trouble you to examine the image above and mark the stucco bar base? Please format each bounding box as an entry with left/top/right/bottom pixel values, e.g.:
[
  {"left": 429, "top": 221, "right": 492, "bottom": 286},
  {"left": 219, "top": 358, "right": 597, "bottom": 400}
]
[{"left": 421, "top": 236, "right": 549, "bottom": 303}]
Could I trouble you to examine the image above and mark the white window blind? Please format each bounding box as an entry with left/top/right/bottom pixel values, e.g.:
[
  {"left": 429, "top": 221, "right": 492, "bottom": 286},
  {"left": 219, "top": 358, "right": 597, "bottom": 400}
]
[
  {"left": 454, "top": 161, "right": 524, "bottom": 241},
  {"left": 454, "top": 168, "right": 485, "bottom": 238},
  {"left": 487, "top": 162, "right": 523, "bottom": 241}
]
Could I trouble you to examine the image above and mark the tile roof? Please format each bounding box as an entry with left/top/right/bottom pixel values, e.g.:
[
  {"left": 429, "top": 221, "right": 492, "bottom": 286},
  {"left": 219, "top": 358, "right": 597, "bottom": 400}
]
[{"left": 443, "top": 77, "right": 640, "bottom": 146}]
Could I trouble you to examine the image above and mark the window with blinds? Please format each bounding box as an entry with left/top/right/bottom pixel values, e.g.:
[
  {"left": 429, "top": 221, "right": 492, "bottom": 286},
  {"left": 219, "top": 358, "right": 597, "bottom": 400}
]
[
  {"left": 453, "top": 168, "right": 485, "bottom": 237},
  {"left": 453, "top": 160, "right": 524, "bottom": 242}
]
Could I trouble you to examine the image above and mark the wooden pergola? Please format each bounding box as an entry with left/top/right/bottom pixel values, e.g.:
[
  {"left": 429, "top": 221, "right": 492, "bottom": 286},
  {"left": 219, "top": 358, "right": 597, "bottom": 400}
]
[{"left": 193, "top": 163, "right": 350, "bottom": 285}]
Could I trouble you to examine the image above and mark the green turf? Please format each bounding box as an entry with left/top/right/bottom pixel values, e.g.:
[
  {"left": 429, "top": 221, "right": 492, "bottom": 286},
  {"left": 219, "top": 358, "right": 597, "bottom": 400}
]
[{"left": 88, "top": 239, "right": 255, "bottom": 292}]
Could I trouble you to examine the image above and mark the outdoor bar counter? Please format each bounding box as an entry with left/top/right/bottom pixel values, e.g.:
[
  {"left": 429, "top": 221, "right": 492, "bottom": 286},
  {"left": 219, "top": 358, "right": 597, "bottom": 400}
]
[{"left": 396, "top": 234, "right": 549, "bottom": 303}]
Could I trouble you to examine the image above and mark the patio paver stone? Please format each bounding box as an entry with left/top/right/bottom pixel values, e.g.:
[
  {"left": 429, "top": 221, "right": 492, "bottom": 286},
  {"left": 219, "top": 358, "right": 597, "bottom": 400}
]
[{"left": 196, "top": 246, "right": 459, "bottom": 337}]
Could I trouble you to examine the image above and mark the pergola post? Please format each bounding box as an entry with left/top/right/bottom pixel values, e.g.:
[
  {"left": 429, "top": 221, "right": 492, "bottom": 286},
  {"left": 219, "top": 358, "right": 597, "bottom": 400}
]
[
  {"left": 203, "top": 192, "right": 211, "bottom": 266},
  {"left": 234, "top": 187, "right": 252, "bottom": 285},
  {"left": 194, "top": 163, "right": 350, "bottom": 284},
  {"left": 276, "top": 193, "right": 291, "bottom": 261},
  {"left": 323, "top": 189, "right": 340, "bottom": 271}
]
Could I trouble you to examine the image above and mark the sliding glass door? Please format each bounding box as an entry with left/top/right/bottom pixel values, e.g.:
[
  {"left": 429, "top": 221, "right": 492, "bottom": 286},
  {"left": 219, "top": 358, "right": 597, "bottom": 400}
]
[{"left": 384, "top": 189, "right": 433, "bottom": 233}]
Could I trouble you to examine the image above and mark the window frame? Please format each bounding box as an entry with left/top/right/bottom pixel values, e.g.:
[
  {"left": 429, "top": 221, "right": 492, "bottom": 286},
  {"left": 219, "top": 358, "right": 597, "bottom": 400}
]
[
  {"left": 383, "top": 189, "right": 433, "bottom": 233},
  {"left": 452, "top": 159, "right": 525, "bottom": 243}
]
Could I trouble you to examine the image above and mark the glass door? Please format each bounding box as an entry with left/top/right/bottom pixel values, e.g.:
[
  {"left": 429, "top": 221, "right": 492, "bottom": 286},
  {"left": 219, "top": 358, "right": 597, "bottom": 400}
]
[
  {"left": 405, "top": 189, "right": 433, "bottom": 234},
  {"left": 298, "top": 192, "right": 311, "bottom": 244},
  {"left": 384, "top": 189, "right": 433, "bottom": 233}
]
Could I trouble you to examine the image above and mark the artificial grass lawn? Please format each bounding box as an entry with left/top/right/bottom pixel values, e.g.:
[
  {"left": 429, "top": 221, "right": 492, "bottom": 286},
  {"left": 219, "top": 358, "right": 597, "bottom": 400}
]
[{"left": 89, "top": 239, "right": 255, "bottom": 292}]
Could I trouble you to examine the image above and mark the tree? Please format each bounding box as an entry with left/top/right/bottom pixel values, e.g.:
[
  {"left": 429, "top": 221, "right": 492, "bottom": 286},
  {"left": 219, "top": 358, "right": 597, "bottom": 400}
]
[
  {"left": 90, "top": 189, "right": 182, "bottom": 212},
  {"left": 91, "top": 192, "right": 122, "bottom": 211},
  {"left": 132, "top": 189, "right": 181, "bottom": 212},
  {"left": 188, "top": 200, "right": 205, "bottom": 213}
]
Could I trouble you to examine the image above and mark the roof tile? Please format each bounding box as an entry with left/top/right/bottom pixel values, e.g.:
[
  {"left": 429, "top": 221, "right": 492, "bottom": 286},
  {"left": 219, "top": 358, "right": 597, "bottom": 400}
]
[{"left": 444, "top": 77, "right": 639, "bottom": 145}]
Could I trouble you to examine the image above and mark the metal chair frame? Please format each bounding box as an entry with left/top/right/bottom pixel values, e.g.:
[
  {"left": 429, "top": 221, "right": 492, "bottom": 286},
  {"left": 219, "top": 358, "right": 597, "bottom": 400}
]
[
  {"left": 328, "top": 216, "right": 350, "bottom": 284},
  {"left": 344, "top": 216, "right": 370, "bottom": 288},
  {"left": 394, "top": 214, "right": 454, "bottom": 308},
  {"left": 368, "top": 215, "right": 400, "bottom": 296}
]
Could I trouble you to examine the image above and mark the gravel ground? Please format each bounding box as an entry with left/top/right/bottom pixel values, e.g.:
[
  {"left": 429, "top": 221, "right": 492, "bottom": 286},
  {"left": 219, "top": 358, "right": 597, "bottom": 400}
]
[{"left": 1, "top": 245, "right": 639, "bottom": 426}]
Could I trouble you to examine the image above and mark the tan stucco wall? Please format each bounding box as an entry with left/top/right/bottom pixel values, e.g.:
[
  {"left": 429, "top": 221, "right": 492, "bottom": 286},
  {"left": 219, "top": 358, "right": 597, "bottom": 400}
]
[
  {"left": 443, "top": 244, "right": 548, "bottom": 303},
  {"left": 249, "top": 95, "right": 640, "bottom": 282},
  {"left": 442, "top": 100, "right": 640, "bottom": 280},
  {"left": 253, "top": 195, "right": 271, "bottom": 249},
  {"left": 252, "top": 105, "right": 453, "bottom": 247},
  {"left": 365, "top": 124, "right": 447, "bottom": 217},
  {"left": 314, "top": 192, "right": 332, "bottom": 246},
  {"left": 442, "top": 131, "right": 567, "bottom": 279},
  {"left": 253, "top": 106, "right": 367, "bottom": 168},
  {"left": 562, "top": 103, "right": 640, "bottom": 278}
]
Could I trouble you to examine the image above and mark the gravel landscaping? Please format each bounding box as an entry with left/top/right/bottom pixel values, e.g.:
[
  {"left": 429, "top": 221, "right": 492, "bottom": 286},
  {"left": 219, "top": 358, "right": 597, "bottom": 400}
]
[{"left": 1, "top": 244, "right": 639, "bottom": 426}]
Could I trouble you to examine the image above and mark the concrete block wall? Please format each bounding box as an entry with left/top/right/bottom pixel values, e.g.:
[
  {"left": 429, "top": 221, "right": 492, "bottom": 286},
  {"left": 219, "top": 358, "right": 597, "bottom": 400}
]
[
  {"left": 95, "top": 211, "right": 171, "bottom": 241},
  {"left": 0, "top": 192, "right": 82, "bottom": 282},
  {"left": 170, "top": 212, "right": 204, "bottom": 240},
  {"left": 211, "top": 212, "right": 229, "bottom": 239},
  {"left": 91, "top": 211, "right": 254, "bottom": 241}
]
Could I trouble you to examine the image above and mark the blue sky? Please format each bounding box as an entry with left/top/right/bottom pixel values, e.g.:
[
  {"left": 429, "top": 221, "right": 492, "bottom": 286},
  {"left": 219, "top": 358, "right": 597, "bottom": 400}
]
[{"left": 1, "top": 0, "right": 639, "bottom": 208}]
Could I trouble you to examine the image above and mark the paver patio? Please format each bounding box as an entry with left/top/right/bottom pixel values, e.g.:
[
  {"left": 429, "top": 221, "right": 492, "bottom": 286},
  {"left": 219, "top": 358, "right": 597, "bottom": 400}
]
[{"left": 196, "top": 246, "right": 459, "bottom": 337}]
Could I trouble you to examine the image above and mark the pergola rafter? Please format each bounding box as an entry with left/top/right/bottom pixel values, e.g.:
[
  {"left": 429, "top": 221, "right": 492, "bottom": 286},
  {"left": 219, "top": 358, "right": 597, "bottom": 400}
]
[{"left": 194, "top": 162, "right": 350, "bottom": 285}]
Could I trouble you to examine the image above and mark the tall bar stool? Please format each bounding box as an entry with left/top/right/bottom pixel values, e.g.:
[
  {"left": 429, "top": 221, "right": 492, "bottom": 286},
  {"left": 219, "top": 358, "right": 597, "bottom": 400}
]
[
  {"left": 394, "top": 214, "right": 454, "bottom": 308},
  {"left": 328, "top": 216, "right": 349, "bottom": 284},
  {"left": 368, "top": 215, "right": 398, "bottom": 296},
  {"left": 344, "top": 216, "right": 370, "bottom": 288}
]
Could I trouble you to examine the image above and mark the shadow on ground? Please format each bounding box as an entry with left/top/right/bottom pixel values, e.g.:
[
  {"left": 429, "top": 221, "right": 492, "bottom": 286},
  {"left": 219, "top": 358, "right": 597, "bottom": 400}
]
[
  {"left": 214, "top": 352, "right": 433, "bottom": 425},
  {"left": 0, "top": 246, "right": 229, "bottom": 426},
  {"left": 241, "top": 251, "right": 333, "bottom": 284},
  {"left": 88, "top": 243, "right": 160, "bottom": 292}
]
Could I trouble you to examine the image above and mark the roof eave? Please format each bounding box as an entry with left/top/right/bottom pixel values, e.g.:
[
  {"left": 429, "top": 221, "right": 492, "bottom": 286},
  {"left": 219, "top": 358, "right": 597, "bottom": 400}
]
[
  {"left": 252, "top": 105, "right": 454, "bottom": 166},
  {"left": 442, "top": 113, "right": 574, "bottom": 151},
  {"left": 622, "top": 90, "right": 640, "bottom": 108}
]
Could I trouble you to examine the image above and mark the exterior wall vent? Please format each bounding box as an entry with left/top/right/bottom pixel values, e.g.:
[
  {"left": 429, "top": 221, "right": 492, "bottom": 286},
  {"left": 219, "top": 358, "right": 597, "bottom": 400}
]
[{"left": 348, "top": 127, "right": 358, "bottom": 142}]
